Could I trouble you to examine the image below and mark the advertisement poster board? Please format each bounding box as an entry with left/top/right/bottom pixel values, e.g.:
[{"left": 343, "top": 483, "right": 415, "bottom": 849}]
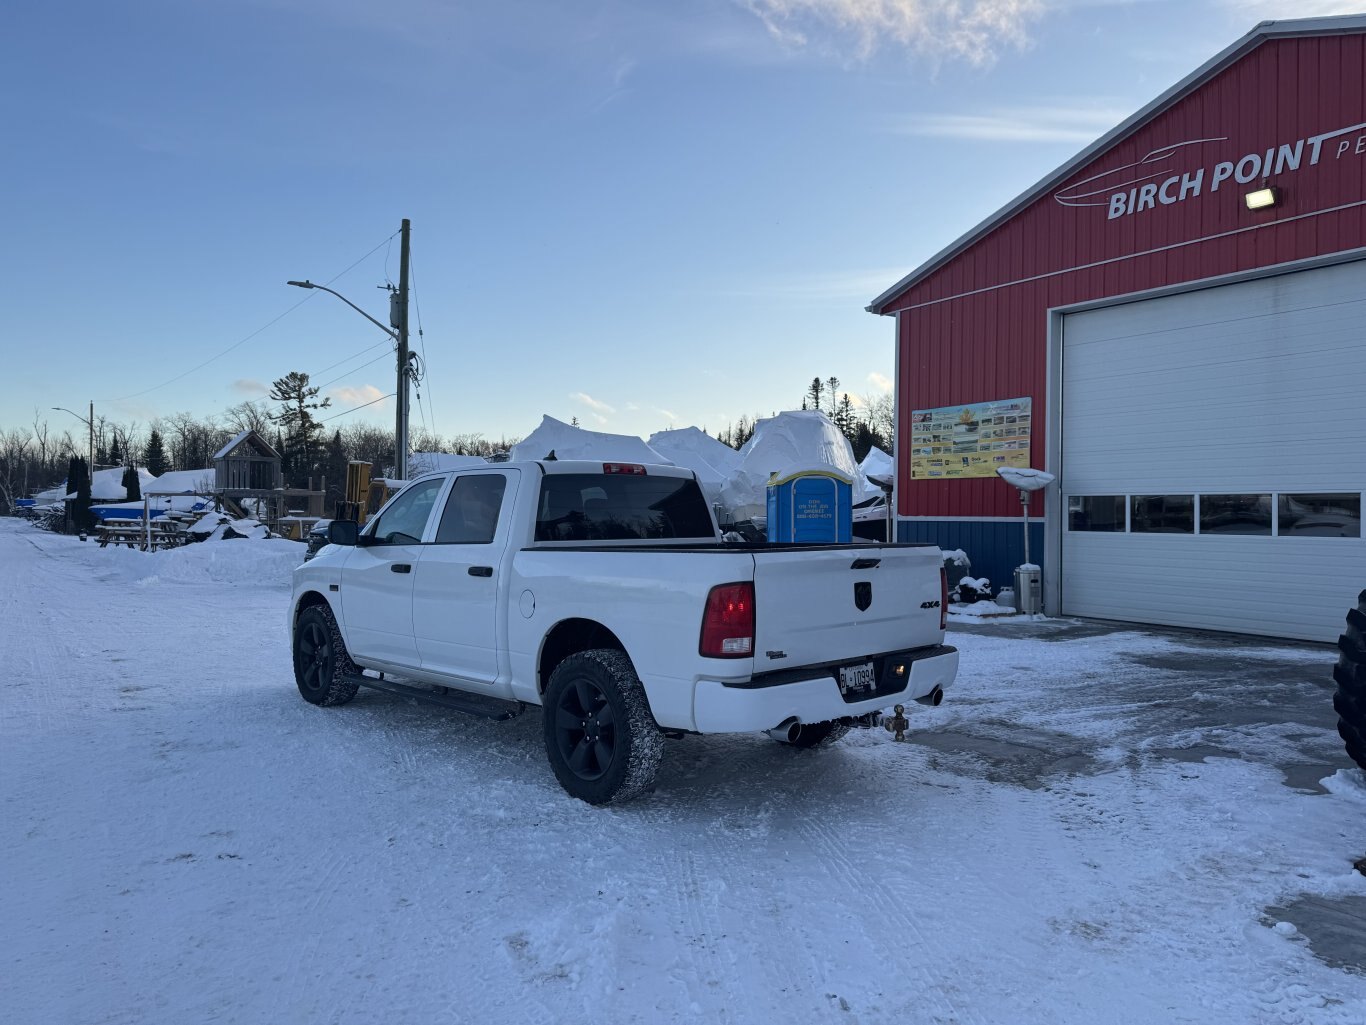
[{"left": 909, "top": 397, "right": 1032, "bottom": 480}]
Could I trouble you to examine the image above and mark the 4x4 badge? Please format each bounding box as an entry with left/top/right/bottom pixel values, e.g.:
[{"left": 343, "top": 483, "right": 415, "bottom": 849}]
[{"left": 854, "top": 581, "right": 872, "bottom": 611}]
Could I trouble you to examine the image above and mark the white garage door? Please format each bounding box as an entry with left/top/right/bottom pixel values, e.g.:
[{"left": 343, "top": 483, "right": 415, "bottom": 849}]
[{"left": 1059, "top": 258, "right": 1366, "bottom": 642}]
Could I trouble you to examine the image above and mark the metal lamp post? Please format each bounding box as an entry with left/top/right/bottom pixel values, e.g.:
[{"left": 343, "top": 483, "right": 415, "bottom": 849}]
[
  {"left": 288, "top": 218, "right": 412, "bottom": 480},
  {"left": 52, "top": 402, "right": 95, "bottom": 494}
]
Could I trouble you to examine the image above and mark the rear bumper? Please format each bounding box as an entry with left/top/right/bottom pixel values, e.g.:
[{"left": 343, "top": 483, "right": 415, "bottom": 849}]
[{"left": 691, "top": 645, "right": 959, "bottom": 734}]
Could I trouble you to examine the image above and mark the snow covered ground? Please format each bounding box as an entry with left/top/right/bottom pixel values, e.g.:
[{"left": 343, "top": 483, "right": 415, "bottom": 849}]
[{"left": 2, "top": 518, "right": 1363, "bottom": 1025}]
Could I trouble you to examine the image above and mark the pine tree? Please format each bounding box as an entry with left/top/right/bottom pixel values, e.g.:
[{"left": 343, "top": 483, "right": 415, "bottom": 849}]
[
  {"left": 122, "top": 464, "right": 141, "bottom": 502},
  {"left": 109, "top": 434, "right": 122, "bottom": 466},
  {"left": 835, "top": 393, "right": 855, "bottom": 437},
  {"left": 144, "top": 430, "right": 168, "bottom": 476},
  {"left": 71, "top": 457, "right": 94, "bottom": 532},
  {"left": 826, "top": 377, "right": 841, "bottom": 416},
  {"left": 269, "top": 371, "right": 330, "bottom": 488},
  {"left": 806, "top": 378, "right": 823, "bottom": 412}
]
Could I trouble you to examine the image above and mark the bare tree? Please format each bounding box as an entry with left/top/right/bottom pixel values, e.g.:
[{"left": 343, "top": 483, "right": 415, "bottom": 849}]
[
  {"left": 0, "top": 427, "right": 33, "bottom": 513},
  {"left": 863, "top": 391, "right": 894, "bottom": 448},
  {"left": 224, "top": 400, "right": 274, "bottom": 436}
]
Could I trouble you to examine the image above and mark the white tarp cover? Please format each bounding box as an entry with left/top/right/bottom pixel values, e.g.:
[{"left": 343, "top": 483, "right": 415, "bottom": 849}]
[
  {"left": 408, "top": 452, "right": 488, "bottom": 476},
  {"left": 34, "top": 466, "right": 159, "bottom": 504},
  {"left": 646, "top": 427, "right": 741, "bottom": 507},
  {"left": 145, "top": 468, "right": 215, "bottom": 495},
  {"left": 508, "top": 416, "right": 672, "bottom": 466},
  {"left": 857, "top": 446, "right": 893, "bottom": 502},
  {"left": 719, "top": 411, "right": 857, "bottom": 523}
]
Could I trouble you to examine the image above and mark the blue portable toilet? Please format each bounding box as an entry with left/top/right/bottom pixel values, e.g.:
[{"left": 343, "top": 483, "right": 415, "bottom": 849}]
[{"left": 766, "top": 471, "right": 853, "bottom": 543}]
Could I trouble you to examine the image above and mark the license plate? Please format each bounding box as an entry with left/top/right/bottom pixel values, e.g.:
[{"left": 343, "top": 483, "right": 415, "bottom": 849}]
[{"left": 838, "top": 662, "right": 876, "bottom": 695}]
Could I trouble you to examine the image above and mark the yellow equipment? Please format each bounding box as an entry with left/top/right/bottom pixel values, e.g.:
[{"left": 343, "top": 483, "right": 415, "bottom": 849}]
[{"left": 336, "top": 461, "right": 394, "bottom": 526}]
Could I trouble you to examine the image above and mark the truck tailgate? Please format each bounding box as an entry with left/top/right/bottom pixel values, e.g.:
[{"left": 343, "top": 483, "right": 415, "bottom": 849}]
[{"left": 751, "top": 544, "right": 943, "bottom": 671}]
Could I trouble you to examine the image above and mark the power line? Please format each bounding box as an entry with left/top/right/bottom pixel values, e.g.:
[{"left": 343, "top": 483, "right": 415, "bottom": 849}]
[
  {"left": 319, "top": 391, "right": 395, "bottom": 424},
  {"left": 103, "top": 229, "right": 400, "bottom": 402},
  {"left": 308, "top": 339, "right": 393, "bottom": 383},
  {"left": 314, "top": 349, "right": 393, "bottom": 392},
  {"left": 411, "top": 249, "right": 435, "bottom": 426}
]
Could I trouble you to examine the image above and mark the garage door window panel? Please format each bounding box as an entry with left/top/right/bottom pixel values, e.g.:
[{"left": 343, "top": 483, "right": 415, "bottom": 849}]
[
  {"left": 1199, "top": 494, "right": 1272, "bottom": 535},
  {"left": 1068, "top": 496, "right": 1126, "bottom": 532},
  {"left": 1131, "top": 495, "right": 1194, "bottom": 534},
  {"left": 1278, "top": 493, "right": 1362, "bottom": 538}
]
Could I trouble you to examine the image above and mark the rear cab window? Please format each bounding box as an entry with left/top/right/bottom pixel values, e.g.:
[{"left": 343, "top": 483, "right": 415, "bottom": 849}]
[{"left": 535, "top": 473, "right": 714, "bottom": 541}]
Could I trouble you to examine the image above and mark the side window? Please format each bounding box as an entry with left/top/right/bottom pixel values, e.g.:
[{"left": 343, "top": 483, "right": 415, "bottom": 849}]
[
  {"left": 1278, "top": 493, "right": 1362, "bottom": 537},
  {"left": 1067, "top": 495, "right": 1125, "bottom": 532},
  {"left": 436, "top": 474, "right": 508, "bottom": 544},
  {"left": 369, "top": 478, "right": 445, "bottom": 545}
]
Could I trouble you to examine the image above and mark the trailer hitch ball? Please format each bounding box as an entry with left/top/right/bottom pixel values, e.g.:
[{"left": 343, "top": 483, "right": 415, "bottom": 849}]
[{"left": 883, "top": 704, "right": 909, "bottom": 742}]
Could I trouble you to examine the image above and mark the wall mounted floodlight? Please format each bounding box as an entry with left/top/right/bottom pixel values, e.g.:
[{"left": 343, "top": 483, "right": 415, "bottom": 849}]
[{"left": 1244, "top": 186, "right": 1281, "bottom": 211}]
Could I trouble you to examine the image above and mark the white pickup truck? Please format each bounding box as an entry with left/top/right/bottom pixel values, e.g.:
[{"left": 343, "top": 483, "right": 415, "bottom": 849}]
[{"left": 290, "top": 460, "right": 959, "bottom": 804}]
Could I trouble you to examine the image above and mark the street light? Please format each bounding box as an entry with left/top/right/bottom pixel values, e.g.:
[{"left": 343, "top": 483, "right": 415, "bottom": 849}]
[
  {"left": 287, "top": 281, "right": 397, "bottom": 341},
  {"left": 52, "top": 402, "right": 94, "bottom": 497},
  {"left": 288, "top": 219, "right": 411, "bottom": 479}
]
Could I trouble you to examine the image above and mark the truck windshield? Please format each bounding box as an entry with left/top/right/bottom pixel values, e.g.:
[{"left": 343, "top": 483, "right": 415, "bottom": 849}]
[{"left": 535, "top": 474, "right": 713, "bottom": 541}]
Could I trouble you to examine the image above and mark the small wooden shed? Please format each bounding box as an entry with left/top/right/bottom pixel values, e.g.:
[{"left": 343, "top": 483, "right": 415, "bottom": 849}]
[{"left": 213, "top": 430, "right": 282, "bottom": 493}]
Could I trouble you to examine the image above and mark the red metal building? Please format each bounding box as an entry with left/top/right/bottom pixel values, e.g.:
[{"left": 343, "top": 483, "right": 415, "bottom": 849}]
[{"left": 869, "top": 15, "right": 1365, "bottom": 641}]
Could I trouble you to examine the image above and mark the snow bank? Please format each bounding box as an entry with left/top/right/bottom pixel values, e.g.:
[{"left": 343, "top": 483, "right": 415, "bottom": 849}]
[
  {"left": 98, "top": 536, "right": 303, "bottom": 587},
  {"left": 508, "top": 416, "right": 671, "bottom": 465},
  {"left": 949, "top": 600, "right": 1016, "bottom": 618},
  {"left": 1321, "top": 767, "right": 1366, "bottom": 802},
  {"left": 719, "top": 411, "right": 857, "bottom": 522}
]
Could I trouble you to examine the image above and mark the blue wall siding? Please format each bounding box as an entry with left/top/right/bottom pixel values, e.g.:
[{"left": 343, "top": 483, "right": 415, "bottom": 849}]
[{"left": 898, "top": 519, "right": 1046, "bottom": 598}]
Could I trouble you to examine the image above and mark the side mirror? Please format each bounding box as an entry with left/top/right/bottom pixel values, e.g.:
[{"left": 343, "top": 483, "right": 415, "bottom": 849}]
[{"left": 328, "top": 520, "right": 359, "bottom": 546}]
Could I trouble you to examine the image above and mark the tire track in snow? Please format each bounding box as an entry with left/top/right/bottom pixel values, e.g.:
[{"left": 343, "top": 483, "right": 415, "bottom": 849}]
[{"left": 795, "top": 811, "right": 974, "bottom": 1025}]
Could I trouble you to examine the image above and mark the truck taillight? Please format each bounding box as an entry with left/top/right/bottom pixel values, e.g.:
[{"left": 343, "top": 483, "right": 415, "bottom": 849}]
[
  {"left": 700, "top": 582, "right": 755, "bottom": 658},
  {"left": 603, "top": 462, "right": 647, "bottom": 475},
  {"left": 940, "top": 566, "right": 948, "bottom": 631}
]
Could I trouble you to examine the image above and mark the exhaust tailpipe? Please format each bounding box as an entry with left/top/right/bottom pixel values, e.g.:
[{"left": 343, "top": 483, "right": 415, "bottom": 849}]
[
  {"left": 915, "top": 685, "right": 944, "bottom": 707},
  {"left": 765, "top": 717, "right": 802, "bottom": 743}
]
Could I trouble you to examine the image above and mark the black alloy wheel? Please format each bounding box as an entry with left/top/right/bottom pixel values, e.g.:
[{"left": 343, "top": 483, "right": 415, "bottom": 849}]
[
  {"left": 542, "top": 649, "right": 662, "bottom": 805},
  {"left": 553, "top": 676, "right": 617, "bottom": 782},
  {"left": 292, "top": 604, "right": 360, "bottom": 707}
]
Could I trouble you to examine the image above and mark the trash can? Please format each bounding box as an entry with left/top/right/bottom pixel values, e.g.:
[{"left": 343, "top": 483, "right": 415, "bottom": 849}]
[{"left": 1013, "top": 565, "right": 1041, "bottom": 615}]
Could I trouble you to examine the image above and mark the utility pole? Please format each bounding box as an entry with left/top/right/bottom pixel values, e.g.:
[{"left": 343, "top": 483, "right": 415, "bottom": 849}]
[
  {"left": 393, "top": 218, "right": 411, "bottom": 480},
  {"left": 88, "top": 400, "right": 94, "bottom": 483}
]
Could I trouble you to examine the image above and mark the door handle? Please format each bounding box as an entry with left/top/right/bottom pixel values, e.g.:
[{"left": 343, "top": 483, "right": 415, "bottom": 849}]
[
  {"left": 391, "top": 563, "right": 412, "bottom": 574},
  {"left": 468, "top": 566, "right": 493, "bottom": 577}
]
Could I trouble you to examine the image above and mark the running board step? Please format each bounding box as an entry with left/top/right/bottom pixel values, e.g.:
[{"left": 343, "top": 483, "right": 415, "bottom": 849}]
[{"left": 347, "top": 674, "right": 523, "bottom": 721}]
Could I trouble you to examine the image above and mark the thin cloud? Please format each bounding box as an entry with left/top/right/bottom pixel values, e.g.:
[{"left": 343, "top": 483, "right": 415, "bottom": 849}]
[
  {"left": 232, "top": 378, "right": 269, "bottom": 396},
  {"left": 740, "top": 0, "right": 1045, "bottom": 66},
  {"left": 571, "top": 392, "right": 616, "bottom": 415},
  {"left": 868, "top": 371, "right": 893, "bottom": 393},
  {"left": 331, "top": 384, "right": 389, "bottom": 409},
  {"left": 892, "top": 103, "right": 1128, "bottom": 143}
]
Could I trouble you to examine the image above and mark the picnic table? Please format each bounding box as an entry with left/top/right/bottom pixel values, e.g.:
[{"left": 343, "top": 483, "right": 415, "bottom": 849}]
[{"left": 95, "top": 518, "right": 185, "bottom": 551}]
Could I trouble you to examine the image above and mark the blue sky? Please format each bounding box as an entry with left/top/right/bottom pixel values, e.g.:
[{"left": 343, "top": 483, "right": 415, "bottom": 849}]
[{"left": 1, "top": 0, "right": 1347, "bottom": 444}]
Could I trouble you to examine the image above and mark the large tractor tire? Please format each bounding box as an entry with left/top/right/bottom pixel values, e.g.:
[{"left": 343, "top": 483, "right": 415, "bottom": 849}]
[{"left": 1333, "top": 589, "right": 1366, "bottom": 773}]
